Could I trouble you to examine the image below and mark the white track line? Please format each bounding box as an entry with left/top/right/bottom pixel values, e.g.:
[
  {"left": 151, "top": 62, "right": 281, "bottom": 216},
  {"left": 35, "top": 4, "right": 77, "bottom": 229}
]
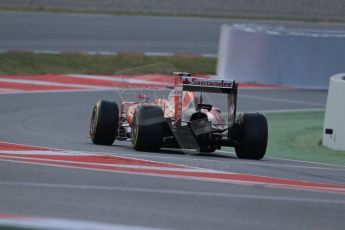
[
  {"left": 0, "top": 88, "right": 23, "bottom": 92},
  {"left": 230, "top": 159, "right": 345, "bottom": 171},
  {"left": 144, "top": 52, "right": 175, "bottom": 56},
  {"left": 87, "top": 51, "right": 118, "bottom": 56},
  {"left": 0, "top": 158, "right": 257, "bottom": 187},
  {"left": 2, "top": 155, "right": 345, "bottom": 194},
  {"left": 1, "top": 181, "right": 344, "bottom": 204},
  {"left": 84, "top": 150, "right": 345, "bottom": 172},
  {"left": 0, "top": 88, "right": 116, "bottom": 95},
  {"left": 66, "top": 74, "right": 119, "bottom": 81},
  {"left": 201, "top": 53, "right": 218, "bottom": 58},
  {"left": 68, "top": 74, "right": 170, "bottom": 86},
  {"left": 32, "top": 50, "right": 62, "bottom": 55},
  {"left": 77, "top": 148, "right": 345, "bottom": 172},
  {"left": 266, "top": 156, "right": 345, "bottom": 168},
  {"left": 0, "top": 150, "right": 88, "bottom": 155},
  {"left": 0, "top": 215, "right": 159, "bottom": 230},
  {"left": 24, "top": 142, "right": 345, "bottom": 172},
  {"left": 0, "top": 78, "right": 113, "bottom": 90},
  {"left": 0, "top": 154, "right": 216, "bottom": 172},
  {"left": 0, "top": 141, "right": 193, "bottom": 169},
  {"left": 258, "top": 108, "right": 325, "bottom": 113},
  {"left": 0, "top": 49, "right": 218, "bottom": 57},
  {"left": 2, "top": 140, "right": 344, "bottom": 171},
  {"left": 217, "top": 150, "right": 345, "bottom": 168}
]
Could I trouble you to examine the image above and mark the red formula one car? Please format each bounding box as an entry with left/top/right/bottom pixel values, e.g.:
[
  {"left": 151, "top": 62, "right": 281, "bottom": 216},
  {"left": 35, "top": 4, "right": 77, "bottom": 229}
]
[{"left": 90, "top": 72, "right": 268, "bottom": 159}]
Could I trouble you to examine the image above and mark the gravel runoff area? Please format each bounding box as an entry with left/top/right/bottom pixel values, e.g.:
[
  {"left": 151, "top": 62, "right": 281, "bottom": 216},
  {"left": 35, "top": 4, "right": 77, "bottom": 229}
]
[{"left": 1, "top": 0, "right": 345, "bottom": 22}]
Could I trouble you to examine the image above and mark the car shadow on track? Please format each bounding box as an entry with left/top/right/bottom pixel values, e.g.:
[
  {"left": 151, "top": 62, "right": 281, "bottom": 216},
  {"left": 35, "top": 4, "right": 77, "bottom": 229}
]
[{"left": 109, "top": 142, "right": 237, "bottom": 160}]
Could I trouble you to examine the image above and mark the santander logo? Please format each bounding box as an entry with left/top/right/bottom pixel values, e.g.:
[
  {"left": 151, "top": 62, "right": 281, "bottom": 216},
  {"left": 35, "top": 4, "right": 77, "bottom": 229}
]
[{"left": 182, "top": 77, "right": 233, "bottom": 88}]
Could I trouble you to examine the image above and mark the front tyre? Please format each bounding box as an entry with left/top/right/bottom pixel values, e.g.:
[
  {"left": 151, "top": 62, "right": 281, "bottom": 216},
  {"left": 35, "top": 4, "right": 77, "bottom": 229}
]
[
  {"left": 131, "top": 105, "right": 164, "bottom": 151},
  {"left": 235, "top": 113, "right": 268, "bottom": 160},
  {"left": 90, "top": 100, "right": 119, "bottom": 145}
]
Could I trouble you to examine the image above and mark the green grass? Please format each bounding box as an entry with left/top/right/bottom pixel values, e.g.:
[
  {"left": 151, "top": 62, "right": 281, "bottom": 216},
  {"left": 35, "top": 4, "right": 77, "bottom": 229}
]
[
  {"left": 265, "top": 111, "right": 345, "bottom": 166},
  {"left": 0, "top": 53, "right": 216, "bottom": 75}
]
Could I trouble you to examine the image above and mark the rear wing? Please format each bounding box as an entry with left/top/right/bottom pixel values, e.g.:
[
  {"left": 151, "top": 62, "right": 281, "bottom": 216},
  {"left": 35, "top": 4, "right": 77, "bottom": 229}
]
[
  {"left": 172, "top": 74, "right": 238, "bottom": 127},
  {"left": 182, "top": 76, "right": 237, "bottom": 93}
]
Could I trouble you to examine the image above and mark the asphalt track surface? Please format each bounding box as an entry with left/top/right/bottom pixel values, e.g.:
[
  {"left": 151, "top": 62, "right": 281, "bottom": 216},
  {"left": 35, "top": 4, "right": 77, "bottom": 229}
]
[
  {"left": 1, "top": 88, "right": 345, "bottom": 230},
  {"left": 0, "top": 11, "right": 345, "bottom": 229},
  {"left": 1, "top": 12, "right": 345, "bottom": 54}
]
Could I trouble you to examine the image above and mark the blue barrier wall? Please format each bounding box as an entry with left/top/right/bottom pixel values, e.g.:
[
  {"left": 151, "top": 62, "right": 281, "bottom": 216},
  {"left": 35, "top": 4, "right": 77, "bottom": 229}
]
[{"left": 217, "top": 24, "right": 345, "bottom": 88}]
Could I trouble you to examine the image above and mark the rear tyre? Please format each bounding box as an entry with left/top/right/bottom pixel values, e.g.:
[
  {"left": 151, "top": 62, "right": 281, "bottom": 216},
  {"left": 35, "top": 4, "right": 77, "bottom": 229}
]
[
  {"left": 131, "top": 105, "right": 164, "bottom": 151},
  {"left": 235, "top": 113, "right": 268, "bottom": 160},
  {"left": 90, "top": 100, "right": 119, "bottom": 145}
]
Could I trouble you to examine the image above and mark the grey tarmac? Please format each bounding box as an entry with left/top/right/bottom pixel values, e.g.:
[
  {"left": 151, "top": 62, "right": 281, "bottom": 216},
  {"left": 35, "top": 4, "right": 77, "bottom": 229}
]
[
  {"left": 1, "top": 11, "right": 345, "bottom": 229},
  {"left": 0, "top": 89, "right": 344, "bottom": 230},
  {"left": 1, "top": 12, "right": 345, "bottom": 54}
]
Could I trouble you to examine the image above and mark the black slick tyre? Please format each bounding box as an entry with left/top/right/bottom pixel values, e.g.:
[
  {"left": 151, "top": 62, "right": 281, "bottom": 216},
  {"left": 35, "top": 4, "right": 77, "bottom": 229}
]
[
  {"left": 235, "top": 113, "right": 268, "bottom": 160},
  {"left": 90, "top": 100, "right": 119, "bottom": 145},
  {"left": 131, "top": 105, "right": 164, "bottom": 151}
]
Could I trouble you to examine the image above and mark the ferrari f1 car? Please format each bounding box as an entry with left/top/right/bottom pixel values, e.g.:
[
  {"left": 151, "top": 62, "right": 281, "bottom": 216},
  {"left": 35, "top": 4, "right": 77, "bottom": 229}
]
[{"left": 90, "top": 72, "right": 268, "bottom": 159}]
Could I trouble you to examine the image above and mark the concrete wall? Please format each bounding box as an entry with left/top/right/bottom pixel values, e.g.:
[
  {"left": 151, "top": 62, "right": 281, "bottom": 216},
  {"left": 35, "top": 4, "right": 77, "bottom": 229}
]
[
  {"left": 217, "top": 24, "right": 345, "bottom": 88},
  {"left": 1, "top": 0, "right": 345, "bottom": 21},
  {"left": 323, "top": 73, "right": 345, "bottom": 150}
]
